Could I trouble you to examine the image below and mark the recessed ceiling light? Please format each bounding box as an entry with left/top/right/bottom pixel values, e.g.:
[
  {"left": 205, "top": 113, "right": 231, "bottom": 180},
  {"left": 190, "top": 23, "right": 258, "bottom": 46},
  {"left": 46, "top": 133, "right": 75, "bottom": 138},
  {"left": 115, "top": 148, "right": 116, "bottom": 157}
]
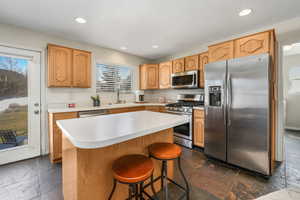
[
  {"left": 75, "top": 17, "right": 87, "bottom": 24},
  {"left": 152, "top": 45, "right": 159, "bottom": 49},
  {"left": 120, "top": 46, "right": 127, "bottom": 50},
  {"left": 239, "top": 9, "right": 252, "bottom": 16}
]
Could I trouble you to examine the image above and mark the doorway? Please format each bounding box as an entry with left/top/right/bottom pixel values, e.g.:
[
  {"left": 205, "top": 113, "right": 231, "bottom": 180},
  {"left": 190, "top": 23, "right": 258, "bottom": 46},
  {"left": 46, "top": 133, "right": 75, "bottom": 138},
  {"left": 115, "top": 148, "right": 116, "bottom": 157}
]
[
  {"left": 0, "top": 45, "right": 41, "bottom": 165},
  {"left": 282, "top": 42, "right": 300, "bottom": 187}
]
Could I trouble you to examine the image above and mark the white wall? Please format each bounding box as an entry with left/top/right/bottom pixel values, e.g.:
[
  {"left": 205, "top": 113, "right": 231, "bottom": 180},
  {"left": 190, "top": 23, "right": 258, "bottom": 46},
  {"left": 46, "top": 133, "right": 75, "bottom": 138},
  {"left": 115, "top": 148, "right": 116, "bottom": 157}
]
[
  {"left": 283, "top": 54, "right": 300, "bottom": 130},
  {"left": 0, "top": 23, "right": 151, "bottom": 154}
]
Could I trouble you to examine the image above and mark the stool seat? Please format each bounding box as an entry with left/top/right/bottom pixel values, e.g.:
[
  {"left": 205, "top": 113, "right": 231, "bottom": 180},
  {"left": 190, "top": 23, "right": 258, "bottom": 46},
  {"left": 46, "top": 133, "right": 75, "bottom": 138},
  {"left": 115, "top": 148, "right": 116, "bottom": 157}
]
[
  {"left": 149, "top": 142, "right": 182, "bottom": 160},
  {"left": 112, "top": 154, "right": 154, "bottom": 183}
]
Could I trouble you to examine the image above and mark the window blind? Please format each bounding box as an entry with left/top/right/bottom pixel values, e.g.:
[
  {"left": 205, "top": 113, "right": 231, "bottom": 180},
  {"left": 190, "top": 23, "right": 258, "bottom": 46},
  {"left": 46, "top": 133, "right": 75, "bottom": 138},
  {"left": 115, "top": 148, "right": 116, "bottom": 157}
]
[{"left": 96, "top": 64, "right": 133, "bottom": 93}]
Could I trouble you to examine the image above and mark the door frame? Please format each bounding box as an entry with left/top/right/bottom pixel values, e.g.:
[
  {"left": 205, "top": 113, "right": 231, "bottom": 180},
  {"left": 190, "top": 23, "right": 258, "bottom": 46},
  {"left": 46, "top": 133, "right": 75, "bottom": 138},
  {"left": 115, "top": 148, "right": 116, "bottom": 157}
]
[{"left": 0, "top": 44, "right": 43, "bottom": 164}]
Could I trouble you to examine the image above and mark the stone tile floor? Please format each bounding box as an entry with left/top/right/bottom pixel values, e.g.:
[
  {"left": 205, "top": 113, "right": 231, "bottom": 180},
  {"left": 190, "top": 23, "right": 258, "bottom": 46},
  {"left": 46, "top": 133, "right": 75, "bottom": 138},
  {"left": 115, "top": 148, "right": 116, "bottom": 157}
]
[{"left": 0, "top": 130, "right": 299, "bottom": 200}]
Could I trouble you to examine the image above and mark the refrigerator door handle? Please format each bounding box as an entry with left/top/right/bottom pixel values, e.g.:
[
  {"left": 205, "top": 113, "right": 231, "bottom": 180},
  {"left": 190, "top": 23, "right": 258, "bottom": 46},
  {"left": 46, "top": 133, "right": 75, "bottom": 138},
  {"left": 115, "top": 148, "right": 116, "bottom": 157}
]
[
  {"left": 227, "top": 74, "right": 232, "bottom": 126},
  {"left": 222, "top": 82, "right": 226, "bottom": 125}
]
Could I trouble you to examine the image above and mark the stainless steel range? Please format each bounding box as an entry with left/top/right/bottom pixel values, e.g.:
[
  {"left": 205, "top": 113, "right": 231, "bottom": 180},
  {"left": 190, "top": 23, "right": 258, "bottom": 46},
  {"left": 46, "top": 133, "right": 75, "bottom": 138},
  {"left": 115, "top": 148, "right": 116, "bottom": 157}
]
[{"left": 166, "top": 94, "right": 204, "bottom": 148}]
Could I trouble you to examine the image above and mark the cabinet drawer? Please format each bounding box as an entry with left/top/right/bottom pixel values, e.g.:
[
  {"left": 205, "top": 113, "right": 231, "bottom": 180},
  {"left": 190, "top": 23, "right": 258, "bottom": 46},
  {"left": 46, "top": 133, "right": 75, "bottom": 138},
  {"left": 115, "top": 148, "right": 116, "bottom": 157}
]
[{"left": 109, "top": 106, "right": 145, "bottom": 114}]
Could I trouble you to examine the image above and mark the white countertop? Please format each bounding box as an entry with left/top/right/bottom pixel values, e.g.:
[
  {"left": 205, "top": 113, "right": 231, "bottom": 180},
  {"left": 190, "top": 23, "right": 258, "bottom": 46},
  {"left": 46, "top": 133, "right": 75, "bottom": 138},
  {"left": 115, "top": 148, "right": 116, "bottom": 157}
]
[
  {"left": 193, "top": 106, "right": 204, "bottom": 110},
  {"left": 56, "top": 111, "right": 188, "bottom": 149},
  {"left": 48, "top": 103, "right": 167, "bottom": 113}
]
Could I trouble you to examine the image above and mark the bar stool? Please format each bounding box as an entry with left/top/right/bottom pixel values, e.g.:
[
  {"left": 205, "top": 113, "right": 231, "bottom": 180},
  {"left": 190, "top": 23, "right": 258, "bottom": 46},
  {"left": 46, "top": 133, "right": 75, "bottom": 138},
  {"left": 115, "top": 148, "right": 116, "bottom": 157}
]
[
  {"left": 148, "top": 143, "right": 189, "bottom": 200},
  {"left": 108, "top": 154, "right": 158, "bottom": 200}
]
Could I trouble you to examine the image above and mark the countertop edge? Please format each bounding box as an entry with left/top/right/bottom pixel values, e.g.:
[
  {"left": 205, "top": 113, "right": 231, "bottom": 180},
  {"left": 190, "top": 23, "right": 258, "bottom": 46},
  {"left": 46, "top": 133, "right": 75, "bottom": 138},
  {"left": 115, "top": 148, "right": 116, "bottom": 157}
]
[
  {"left": 57, "top": 114, "right": 188, "bottom": 149},
  {"left": 48, "top": 103, "right": 168, "bottom": 113}
]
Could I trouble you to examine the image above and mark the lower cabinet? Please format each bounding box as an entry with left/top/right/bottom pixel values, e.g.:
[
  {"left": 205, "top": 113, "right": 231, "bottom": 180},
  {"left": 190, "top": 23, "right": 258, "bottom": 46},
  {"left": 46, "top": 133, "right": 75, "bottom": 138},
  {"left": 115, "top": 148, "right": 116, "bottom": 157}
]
[
  {"left": 48, "top": 112, "right": 78, "bottom": 163},
  {"left": 48, "top": 106, "right": 166, "bottom": 163},
  {"left": 193, "top": 109, "right": 204, "bottom": 147}
]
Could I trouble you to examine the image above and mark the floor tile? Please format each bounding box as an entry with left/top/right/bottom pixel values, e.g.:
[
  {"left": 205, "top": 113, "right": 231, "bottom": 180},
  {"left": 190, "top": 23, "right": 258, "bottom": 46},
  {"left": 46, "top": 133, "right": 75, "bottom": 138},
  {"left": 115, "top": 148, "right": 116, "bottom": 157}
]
[{"left": 0, "top": 130, "right": 299, "bottom": 200}]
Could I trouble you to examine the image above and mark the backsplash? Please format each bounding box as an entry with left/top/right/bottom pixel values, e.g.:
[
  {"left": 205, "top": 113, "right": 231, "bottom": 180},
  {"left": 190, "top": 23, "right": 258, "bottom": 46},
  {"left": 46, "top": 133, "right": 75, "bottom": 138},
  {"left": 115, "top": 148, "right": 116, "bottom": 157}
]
[
  {"left": 47, "top": 88, "right": 136, "bottom": 109},
  {"left": 144, "top": 89, "right": 204, "bottom": 103}
]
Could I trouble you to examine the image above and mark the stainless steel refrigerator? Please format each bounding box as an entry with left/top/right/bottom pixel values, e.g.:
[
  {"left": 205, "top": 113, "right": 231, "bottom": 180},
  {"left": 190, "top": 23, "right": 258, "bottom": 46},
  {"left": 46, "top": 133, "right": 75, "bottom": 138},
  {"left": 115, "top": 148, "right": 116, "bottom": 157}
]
[{"left": 204, "top": 53, "right": 271, "bottom": 175}]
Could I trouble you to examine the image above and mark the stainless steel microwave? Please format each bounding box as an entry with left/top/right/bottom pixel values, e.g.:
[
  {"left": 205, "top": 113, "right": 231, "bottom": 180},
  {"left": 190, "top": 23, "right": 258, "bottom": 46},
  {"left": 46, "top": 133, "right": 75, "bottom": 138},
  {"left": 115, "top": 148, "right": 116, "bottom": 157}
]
[{"left": 171, "top": 70, "right": 198, "bottom": 89}]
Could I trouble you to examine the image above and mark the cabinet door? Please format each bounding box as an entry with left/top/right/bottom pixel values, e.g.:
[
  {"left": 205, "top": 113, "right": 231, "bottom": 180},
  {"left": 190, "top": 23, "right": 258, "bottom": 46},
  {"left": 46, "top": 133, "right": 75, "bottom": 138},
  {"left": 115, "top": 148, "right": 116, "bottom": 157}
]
[
  {"left": 146, "top": 64, "right": 159, "bottom": 89},
  {"left": 172, "top": 58, "right": 185, "bottom": 73},
  {"left": 48, "top": 45, "right": 72, "bottom": 87},
  {"left": 193, "top": 110, "right": 204, "bottom": 147},
  {"left": 49, "top": 112, "right": 78, "bottom": 163},
  {"left": 72, "top": 50, "right": 91, "bottom": 88},
  {"left": 234, "top": 32, "right": 270, "bottom": 58},
  {"left": 139, "top": 65, "right": 147, "bottom": 90},
  {"left": 199, "top": 52, "right": 209, "bottom": 88},
  {"left": 159, "top": 61, "right": 172, "bottom": 89},
  {"left": 185, "top": 55, "right": 199, "bottom": 71},
  {"left": 208, "top": 41, "right": 234, "bottom": 63}
]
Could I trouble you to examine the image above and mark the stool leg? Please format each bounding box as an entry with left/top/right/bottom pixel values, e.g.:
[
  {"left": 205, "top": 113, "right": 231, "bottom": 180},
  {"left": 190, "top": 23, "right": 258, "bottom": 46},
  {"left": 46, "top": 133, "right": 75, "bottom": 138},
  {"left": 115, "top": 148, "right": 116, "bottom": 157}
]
[
  {"left": 129, "top": 184, "right": 134, "bottom": 200},
  {"left": 134, "top": 184, "right": 139, "bottom": 200},
  {"left": 108, "top": 179, "right": 117, "bottom": 200},
  {"left": 164, "top": 161, "right": 168, "bottom": 200},
  {"left": 178, "top": 157, "right": 189, "bottom": 200},
  {"left": 139, "top": 182, "right": 144, "bottom": 200},
  {"left": 160, "top": 161, "right": 165, "bottom": 192},
  {"left": 150, "top": 174, "right": 159, "bottom": 200}
]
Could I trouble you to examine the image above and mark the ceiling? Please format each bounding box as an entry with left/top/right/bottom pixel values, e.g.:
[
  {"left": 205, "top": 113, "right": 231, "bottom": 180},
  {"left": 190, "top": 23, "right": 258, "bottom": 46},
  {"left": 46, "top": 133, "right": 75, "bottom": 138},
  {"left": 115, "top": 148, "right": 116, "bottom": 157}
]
[{"left": 0, "top": 0, "right": 300, "bottom": 60}]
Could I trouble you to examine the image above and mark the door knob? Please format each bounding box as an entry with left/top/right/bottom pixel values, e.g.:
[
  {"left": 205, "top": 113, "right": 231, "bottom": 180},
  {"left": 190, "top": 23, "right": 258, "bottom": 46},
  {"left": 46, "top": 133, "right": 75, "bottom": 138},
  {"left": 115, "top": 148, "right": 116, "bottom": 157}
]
[
  {"left": 34, "top": 110, "right": 40, "bottom": 115},
  {"left": 34, "top": 103, "right": 39, "bottom": 107}
]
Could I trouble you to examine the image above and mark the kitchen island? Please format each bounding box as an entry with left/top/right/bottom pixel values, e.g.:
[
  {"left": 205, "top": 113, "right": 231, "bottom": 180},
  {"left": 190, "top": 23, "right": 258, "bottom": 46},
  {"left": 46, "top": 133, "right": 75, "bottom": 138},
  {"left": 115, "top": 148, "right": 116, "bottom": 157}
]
[{"left": 57, "top": 111, "right": 188, "bottom": 200}]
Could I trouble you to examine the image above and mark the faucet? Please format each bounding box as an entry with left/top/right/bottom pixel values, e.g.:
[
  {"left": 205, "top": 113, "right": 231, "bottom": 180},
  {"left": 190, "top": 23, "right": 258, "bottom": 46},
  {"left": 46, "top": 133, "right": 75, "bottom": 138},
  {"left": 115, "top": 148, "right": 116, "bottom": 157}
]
[{"left": 116, "top": 87, "right": 122, "bottom": 104}]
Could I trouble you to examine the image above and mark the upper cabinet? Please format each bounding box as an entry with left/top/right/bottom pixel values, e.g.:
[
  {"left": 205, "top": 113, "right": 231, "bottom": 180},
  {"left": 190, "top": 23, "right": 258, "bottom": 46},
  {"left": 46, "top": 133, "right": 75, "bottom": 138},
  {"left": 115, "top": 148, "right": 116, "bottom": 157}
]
[
  {"left": 184, "top": 55, "right": 199, "bottom": 71},
  {"left": 208, "top": 41, "right": 234, "bottom": 62},
  {"left": 72, "top": 50, "right": 91, "bottom": 88},
  {"left": 199, "top": 52, "right": 209, "bottom": 88},
  {"left": 172, "top": 58, "right": 185, "bottom": 73},
  {"left": 48, "top": 45, "right": 73, "bottom": 87},
  {"left": 47, "top": 44, "right": 91, "bottom": 88},
  {"left": 159, "top": 61, "right": 172, "bottom": 89},
  {"left": 234, "top": 31, "right": 270, "bottom": 58},
  {"left": 139, "top": 64, "right": 159, "bottom": 90}
]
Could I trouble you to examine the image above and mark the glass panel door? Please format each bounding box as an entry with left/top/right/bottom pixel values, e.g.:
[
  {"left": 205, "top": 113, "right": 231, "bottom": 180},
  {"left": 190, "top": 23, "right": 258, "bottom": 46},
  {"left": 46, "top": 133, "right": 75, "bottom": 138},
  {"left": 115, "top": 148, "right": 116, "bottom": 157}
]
[{"left": 0, "top": 45, "right": 41, "bottom": 165}]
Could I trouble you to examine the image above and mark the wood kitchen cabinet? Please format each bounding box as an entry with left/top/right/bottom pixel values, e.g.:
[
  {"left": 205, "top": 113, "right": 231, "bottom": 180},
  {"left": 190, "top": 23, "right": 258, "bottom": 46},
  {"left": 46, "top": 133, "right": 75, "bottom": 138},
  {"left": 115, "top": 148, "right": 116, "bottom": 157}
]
[
  {"left": 199, "top": 52, "right": 209, "bottom": 88},
  {"left": 145, "top": 106, "right": 166, "bottom": 112},
  {"left": 48, "top": 112, "right": 78, "bottom": 163},
  {"left": 234, "top": 31, "right": 270, "bottom": 58},
  {"left": 47, "top": 44, "right": 91, "bottom": 88},
  {"left": 72, "top": 50, "right": 91, "bottom": 88},
  {"left": 193, "top": 109, "right": 204, "bottom": 148},
  {"left": 172, "top": 58, "right": 185, "bottom": 73},
  {"left": 208, "top": 41, "right": 234, "bottom": 62},
  {"left": 108, "top": 106, "right": 145, "bottom": 114},
  {"left": 159, "top": 61, "right": 172, "bottom": 89},
  {"left": 184, "top": 55, "right": 199, "bottom": 71},
  {"left": 139, "top": 64, "right": 159, "bottom": 90},
  {"left": 48, "top": 44, "right": 73, "bottom": 87}
]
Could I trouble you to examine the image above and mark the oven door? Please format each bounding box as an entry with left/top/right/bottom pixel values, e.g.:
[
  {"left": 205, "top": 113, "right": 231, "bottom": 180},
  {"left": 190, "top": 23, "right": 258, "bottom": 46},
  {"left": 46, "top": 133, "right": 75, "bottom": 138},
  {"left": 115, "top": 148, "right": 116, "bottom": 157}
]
[
  {"left": 171, "top": 71, "right": 198, "bottom": 88},
  {"left": 173, "top": 115, "right": 192, "bottom": 140}
]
